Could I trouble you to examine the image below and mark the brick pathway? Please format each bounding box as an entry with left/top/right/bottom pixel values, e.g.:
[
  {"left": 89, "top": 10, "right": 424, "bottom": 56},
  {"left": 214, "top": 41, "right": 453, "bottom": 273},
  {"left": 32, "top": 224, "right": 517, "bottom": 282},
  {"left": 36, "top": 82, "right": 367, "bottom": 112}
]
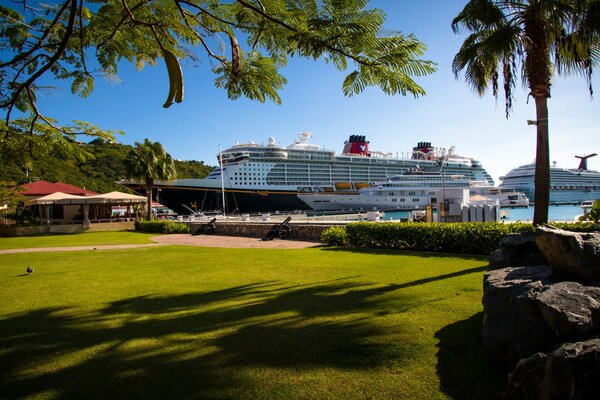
[{"left": 0, "top": 234, "right": 322, "bottom": 254}]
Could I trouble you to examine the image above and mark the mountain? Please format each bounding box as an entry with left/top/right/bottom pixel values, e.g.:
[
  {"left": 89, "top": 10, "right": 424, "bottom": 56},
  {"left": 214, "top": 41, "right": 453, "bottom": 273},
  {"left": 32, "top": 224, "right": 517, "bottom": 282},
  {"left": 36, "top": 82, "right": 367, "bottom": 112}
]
[{"left": 0, "top": 139, "right": 215, "bottom": 193}]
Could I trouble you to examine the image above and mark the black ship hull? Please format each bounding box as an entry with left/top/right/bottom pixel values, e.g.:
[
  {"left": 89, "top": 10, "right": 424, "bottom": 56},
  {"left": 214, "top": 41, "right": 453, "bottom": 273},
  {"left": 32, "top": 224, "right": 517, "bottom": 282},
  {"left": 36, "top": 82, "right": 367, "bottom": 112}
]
[{"left": 133, "top": 184, "right": 310, "bottom": 214}]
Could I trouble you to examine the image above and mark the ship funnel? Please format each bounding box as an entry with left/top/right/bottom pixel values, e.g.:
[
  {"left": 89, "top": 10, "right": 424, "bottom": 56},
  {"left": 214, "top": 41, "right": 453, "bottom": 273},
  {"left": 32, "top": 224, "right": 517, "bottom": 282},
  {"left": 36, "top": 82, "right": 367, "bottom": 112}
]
[
  {"left": 575, "top": 153, "right": 597, "bottom": 170},
  {"left": 343, "top": 134, "right": 369, "bottom": 155}
]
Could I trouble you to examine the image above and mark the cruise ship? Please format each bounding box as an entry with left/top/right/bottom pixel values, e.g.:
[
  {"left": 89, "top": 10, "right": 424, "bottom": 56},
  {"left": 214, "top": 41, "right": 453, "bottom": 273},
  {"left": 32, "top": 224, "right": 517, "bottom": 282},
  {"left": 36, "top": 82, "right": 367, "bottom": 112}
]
[
  {"left": 498, "top": 154, "right": 600, "bottom": 204},
  {"left": 137, "top": 132, "right": 495, "bottom": 214},
  {"left": 297, "top": 168, "right": 529, "bottom": 211}
]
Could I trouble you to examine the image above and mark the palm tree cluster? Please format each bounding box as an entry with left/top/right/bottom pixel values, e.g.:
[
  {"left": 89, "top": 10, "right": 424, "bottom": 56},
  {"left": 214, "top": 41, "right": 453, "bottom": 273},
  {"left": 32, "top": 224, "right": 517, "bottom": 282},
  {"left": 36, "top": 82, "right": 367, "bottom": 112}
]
[
  {"left": 452, "top": 0, "right": 599, "bottom": 225},
  {"left": 125, "top": 139, "right": 177, "bottom": 220}
]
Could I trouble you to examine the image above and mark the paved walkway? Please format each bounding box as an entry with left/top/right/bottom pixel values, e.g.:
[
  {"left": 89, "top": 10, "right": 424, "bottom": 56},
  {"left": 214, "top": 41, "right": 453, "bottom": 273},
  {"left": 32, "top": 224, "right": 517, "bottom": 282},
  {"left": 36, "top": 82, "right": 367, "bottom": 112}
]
[{"left": 0, "top": 235, "right": 322, "bottom": 254}]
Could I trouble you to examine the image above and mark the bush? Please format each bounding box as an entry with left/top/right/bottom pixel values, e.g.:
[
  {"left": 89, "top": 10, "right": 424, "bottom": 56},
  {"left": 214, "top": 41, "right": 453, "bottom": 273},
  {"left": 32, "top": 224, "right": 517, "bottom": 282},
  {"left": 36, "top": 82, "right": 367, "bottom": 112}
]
[
  {"left": 321, "top": 226, "right": 348, "bottom": 246},
  {"left": 323, "top": 221, "right": 600, "bottom": 255},
  {"left": 135, "top": 220, "right": 190, "bottom": 234},
  {"left": 547, "top": 221, "right": 600, "bottom": 232}
]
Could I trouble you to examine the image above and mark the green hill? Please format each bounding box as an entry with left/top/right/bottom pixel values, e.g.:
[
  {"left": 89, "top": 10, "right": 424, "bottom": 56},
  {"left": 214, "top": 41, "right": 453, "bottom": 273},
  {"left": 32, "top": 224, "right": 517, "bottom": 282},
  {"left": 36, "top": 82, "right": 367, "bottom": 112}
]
[{"left": 0, "top": 139, "right": 215, "bottom": 193}]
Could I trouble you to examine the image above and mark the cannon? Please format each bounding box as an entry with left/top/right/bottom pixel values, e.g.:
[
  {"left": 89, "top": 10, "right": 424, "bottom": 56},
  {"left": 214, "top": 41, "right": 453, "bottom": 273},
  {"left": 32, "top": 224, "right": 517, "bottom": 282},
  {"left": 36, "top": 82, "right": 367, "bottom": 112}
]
[
  {"left": 191, "top": 218, "right": 217, "bottom": 235},
  {"left": 261, "top": 217, "right": 292, "bottom": 241}
]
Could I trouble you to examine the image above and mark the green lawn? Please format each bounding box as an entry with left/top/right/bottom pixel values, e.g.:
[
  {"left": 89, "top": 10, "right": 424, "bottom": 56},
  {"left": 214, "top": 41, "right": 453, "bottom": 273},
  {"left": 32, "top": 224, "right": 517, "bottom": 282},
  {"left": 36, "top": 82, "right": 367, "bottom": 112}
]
[
  {"left": 0, "top": 231, "right": 156, "bottom": 249},
  {"left": 0, "top": 239, "right": 507, "bottom": 399}
]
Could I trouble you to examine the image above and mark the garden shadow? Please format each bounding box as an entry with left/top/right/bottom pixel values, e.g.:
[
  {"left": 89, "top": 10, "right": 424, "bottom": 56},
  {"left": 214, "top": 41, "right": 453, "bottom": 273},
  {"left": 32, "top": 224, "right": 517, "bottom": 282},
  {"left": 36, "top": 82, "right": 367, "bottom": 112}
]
[
  {"left": 321, "top": 247, "right": 487, "bottom": 261},
  {"left": 435, "top": 312, "right": 509, "bottom": 400},
  {"left": 1, "top": 279, "right": 423, "bottom": 399}
]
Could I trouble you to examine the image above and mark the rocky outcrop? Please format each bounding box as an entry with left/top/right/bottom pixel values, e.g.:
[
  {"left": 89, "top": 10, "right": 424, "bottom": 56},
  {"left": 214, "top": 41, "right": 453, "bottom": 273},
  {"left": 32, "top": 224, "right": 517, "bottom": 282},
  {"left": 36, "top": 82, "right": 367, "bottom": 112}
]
[
  {"left": 489, "top": 232, "right": 546, "bottom": 270},
  {"left": 534, "top": 281, "right": 600, "bottom": 339},
  {"left": 484, "top": 228, "right": 600, "bottom": 399},
  {"left": 482, "top": 266, "right": 555, "bottom": 365},
  {"left": 504, "top": 339, "right": 600, "bottom": 400},
  {"left": 536, "top": 226, "right": 600, "bottom": 282}
]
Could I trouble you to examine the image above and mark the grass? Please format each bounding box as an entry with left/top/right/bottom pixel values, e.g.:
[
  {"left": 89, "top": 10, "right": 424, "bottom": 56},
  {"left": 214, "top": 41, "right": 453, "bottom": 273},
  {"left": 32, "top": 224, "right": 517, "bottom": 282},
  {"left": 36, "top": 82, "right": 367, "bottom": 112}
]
[
  {"left": 0, "top": 231, "right": 156, "bottom": 249},
  {"left": 0, "top": 235, "right": 508, "bottom": 400}
]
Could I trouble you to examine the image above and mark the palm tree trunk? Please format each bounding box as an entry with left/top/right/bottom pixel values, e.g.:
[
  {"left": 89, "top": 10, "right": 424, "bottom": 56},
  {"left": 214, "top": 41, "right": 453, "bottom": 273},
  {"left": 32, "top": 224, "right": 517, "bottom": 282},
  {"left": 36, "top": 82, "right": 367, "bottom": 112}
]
[
  {"left": 533, "top": 95, "right": 550, "bottom": 225},
  {"left": 145, "top": 183, "right": 153, "bottom": 221}
]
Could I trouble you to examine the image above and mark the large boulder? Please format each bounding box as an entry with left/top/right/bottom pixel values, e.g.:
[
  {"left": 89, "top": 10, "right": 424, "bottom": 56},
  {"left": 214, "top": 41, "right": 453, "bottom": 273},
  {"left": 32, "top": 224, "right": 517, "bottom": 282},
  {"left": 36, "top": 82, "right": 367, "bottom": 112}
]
[
  {"left": 482, "top": 265, "right": 555, "bottom": 365},
  {"left": 534, "top": 281, "right": 600, "bottom": 339},
  {"left": 536, "top": 226, "right": 600, "bottom": 282},
  {"left": 489, "top": 231, "right": 546, "bottom": 270},
  {"left": 504, "top": 339, "right": 600, "bottom": 400}
]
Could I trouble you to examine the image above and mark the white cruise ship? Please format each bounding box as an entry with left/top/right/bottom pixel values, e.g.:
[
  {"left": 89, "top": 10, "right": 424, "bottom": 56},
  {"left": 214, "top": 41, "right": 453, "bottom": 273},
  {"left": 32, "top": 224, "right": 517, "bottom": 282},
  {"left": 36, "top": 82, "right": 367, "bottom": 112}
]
[
  {"left": 297, "top": 169, "right": 529, "bottom": 211},
  {"left": 137, "top": 132, "right": 496, "bottom": 214},
  {"left": 498, "top": 154, "right": 600, "bottom": 204}
]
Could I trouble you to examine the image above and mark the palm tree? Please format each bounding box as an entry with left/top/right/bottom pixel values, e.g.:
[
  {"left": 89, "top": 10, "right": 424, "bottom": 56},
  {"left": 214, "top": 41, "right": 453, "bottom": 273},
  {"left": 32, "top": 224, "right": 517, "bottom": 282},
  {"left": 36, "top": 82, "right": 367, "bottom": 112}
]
[
  {"left": 125, "top": 139, "right": 177, "bottom": 220},
  {"left": 452, "top": 0, "right": 599, "bottom": 225}
]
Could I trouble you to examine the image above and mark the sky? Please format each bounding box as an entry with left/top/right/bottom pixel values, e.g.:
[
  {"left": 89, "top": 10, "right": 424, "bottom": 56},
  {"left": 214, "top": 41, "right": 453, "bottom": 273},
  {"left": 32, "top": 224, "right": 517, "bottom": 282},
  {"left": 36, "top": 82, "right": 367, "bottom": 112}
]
[{"left": 35, "top": 0, "right": 599, "bottom": 184}]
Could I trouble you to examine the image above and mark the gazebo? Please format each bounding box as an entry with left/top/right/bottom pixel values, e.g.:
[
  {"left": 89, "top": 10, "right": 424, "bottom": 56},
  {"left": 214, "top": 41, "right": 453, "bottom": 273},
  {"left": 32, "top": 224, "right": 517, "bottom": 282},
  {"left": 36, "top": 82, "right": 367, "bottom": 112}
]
[{"left": 26, "top": 191, "right": 147, "bottom": 227}]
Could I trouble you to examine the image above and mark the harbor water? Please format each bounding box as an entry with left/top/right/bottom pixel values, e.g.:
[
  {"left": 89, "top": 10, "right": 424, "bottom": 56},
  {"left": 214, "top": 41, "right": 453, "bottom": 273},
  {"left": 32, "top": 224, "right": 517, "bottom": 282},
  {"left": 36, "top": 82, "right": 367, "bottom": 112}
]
[{"left": 382, "top": 204, "right": 584, "bottom": 222}]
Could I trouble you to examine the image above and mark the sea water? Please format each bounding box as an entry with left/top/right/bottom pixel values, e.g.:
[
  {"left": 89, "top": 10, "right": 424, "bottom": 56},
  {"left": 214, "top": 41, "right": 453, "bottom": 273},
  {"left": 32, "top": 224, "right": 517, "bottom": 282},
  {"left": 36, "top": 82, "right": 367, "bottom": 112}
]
[{"left": 382, "top": 204, "right": 585, "bottom": 222}]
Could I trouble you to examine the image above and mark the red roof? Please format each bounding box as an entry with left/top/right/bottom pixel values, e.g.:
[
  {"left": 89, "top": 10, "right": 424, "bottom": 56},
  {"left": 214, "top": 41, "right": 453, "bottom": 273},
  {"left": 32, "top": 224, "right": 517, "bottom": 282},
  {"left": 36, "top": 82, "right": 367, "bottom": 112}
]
[{"left": 17, "top": 180, "right": 98, "bottom": 196}]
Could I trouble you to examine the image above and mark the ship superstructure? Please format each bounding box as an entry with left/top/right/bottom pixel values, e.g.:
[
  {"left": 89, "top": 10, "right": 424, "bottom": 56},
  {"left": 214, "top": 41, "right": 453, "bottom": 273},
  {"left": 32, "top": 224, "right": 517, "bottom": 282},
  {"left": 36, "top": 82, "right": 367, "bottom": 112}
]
[
  {"left": 297, "top": 168, "right": 528, "bottom": 212},
  {"left": 499, "top": 154, "right": 600, "bottom": 204}
]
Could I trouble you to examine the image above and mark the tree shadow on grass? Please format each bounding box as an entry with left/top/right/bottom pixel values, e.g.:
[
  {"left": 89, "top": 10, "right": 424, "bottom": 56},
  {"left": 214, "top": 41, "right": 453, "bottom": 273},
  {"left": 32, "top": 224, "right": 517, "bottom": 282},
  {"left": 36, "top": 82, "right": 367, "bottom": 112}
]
[
  {"left": 321, "top": 247, "right": 487, "bottom": 261},
  {"left": 0, "top": 279, "right": 427, "bottom": 399},
  {"left": 435, "top": 312, "right": 509, "bottom": 400}
]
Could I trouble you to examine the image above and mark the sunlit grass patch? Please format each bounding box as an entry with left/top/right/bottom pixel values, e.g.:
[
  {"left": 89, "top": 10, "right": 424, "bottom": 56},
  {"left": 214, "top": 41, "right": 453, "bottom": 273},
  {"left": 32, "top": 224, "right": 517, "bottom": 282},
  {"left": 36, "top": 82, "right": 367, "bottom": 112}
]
[{"left": 0, "top": 231, "right": 156, "bottom": 249}]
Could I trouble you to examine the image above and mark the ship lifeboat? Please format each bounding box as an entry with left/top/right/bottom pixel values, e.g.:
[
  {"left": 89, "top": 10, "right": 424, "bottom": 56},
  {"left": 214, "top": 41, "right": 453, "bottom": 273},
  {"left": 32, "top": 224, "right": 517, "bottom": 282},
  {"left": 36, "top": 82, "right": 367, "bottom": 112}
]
[
  {"left": 354, "top": 182, "right": 371, "bottom": 189},
  {"left": 335, "top": 182, "right": 353, "bottom": 190}
]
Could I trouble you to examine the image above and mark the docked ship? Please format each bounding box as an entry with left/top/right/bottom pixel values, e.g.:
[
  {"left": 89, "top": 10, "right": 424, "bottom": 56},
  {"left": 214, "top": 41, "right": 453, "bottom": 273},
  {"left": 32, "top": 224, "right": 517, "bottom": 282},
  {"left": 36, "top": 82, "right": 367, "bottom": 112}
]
[
  {"left": 297, "top": 169, "right": 529, "bottom": 211},
  {"left": 136, "top": 132, "right": 496, "bottom": 214},
  {"left": 498, "top": 154, "right": 600, "bottom": 204}
]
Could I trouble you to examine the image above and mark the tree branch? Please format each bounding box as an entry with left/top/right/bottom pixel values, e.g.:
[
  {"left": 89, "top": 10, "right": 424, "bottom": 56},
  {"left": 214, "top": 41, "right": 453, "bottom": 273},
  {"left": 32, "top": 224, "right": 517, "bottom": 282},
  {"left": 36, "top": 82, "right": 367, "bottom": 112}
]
[
  {"left": 0, "top": 0, "right": 71, "bottom": 69},
  {"left": 4, "top": 0, "right": 78, "bottom": 125},
  {"left": 235, "top": 0, "right": 376, "bottom": 67},
  {"left": 172, "top": 1, "right": 226, "bottom": 63}
]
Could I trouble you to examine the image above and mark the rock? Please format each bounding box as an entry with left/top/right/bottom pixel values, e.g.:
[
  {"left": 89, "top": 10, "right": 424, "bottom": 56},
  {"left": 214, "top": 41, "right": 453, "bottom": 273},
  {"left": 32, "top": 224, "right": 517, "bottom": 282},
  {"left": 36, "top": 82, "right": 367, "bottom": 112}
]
[
  {"left": 489, "top": 232, "right": 546, "bottom": 270},
  {"left": 500, "top": 231, "right": 538, "bottom": 248},
  {"left": 534, "top": 281, "right": 600, "bottom": 339},
  {"left": 543, "top": 339, "right": 600, "bottom": 399},
  {"left": 504, "top": 339, "right": 600, "bottom": 400},
  {"left": 536, "top": 226, "right": 600, "bottom": 282},
  {"left": 482, "top": 265, "right": 555, "bottom": 365},
  {"left": 504, "top": 352, "right": 547, "bottom": 400}
]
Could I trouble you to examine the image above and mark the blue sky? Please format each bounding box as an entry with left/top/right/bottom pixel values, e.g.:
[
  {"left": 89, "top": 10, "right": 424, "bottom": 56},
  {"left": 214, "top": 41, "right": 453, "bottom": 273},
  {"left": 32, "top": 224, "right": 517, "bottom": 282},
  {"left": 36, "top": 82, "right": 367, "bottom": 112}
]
[{"left": 36, "top": 0, "right": 599, "bottom": 184}]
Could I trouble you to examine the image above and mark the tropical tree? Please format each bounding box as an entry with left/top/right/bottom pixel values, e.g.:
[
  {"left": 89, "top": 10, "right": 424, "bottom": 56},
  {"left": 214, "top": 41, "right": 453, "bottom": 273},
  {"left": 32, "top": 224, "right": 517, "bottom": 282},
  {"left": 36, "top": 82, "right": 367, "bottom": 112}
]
[
  {"left": 124, "top": 139, "right": 177, "bottom": 220},
  {"left": 1, "top": 0, "right": 436, "bottom": 162},
  {"left": 451, "top": 0, "right": 599, "bottom": 225}
]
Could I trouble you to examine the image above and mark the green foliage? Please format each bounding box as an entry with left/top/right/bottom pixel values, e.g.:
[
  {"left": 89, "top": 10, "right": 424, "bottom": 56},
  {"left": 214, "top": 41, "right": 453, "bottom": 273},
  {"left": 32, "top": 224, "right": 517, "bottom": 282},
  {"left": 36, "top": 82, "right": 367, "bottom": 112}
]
[
  {"left": 325, "top": 222, "right": 535, "bottom": 255},
  {"left": 325, "top": 221, "right": 600, "bottom": 255},
  {"left": 125, "top": 139, "right": 177, "bottom": 220},
  {"left": 547, "top": 221, "right": 600, "bottom": 232},
  {"left": 4, "top": 206, "right": 38, "bottom": 226},
  {"left": 0, "top": 181, "right": 25, "bottom": 206},
  {"left": 124, "top": 139, "right": 177, "bottom": 185},
  {"left": 0, "top": 139, "right": 213, "bottom": 193},
  {"left": 320, "top": 226, "right": 348, "bottom": 246},
  {"left": 1, "top": 0, "right": 435, "bottom": 164},
  {"left": 135, "top": 220, "right": 190, "bottom": 234},
  {"left": 173, "top": 159, "right": 213, "bottom": 179}
]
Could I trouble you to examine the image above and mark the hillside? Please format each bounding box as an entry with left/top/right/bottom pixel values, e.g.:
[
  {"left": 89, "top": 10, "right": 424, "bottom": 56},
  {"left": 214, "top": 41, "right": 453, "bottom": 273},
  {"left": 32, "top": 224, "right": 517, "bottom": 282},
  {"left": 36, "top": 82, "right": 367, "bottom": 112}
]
[{"left": 0, "top": 139, "right": 215, "bottom": 193}]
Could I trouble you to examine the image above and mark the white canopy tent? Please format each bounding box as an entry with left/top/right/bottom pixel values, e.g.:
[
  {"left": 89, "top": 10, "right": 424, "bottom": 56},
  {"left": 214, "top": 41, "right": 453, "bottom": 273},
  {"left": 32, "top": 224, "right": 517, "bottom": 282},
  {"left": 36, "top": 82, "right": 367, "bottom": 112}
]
[{"left": 25, "top": 191, "right": 147, "bottom": 227}]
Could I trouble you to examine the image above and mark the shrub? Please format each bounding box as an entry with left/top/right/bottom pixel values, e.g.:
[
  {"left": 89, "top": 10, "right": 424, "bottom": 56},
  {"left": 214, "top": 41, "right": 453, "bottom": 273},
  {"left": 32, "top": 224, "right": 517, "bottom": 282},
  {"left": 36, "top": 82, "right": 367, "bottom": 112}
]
[
  {"left": 323, "top": 222, "right": 534, "bottom": 255},
  {"left": 325, "top": 221, "right": 599, "bottom": 255},
  {"left": 135, "top": 220, "right": 190, "bottom": 234},
  {"left": 321, "top": 226, "right": 348, "bottom": 246},
  {"left": 547, "top": 221, "right": 600, "bottom": 232}
]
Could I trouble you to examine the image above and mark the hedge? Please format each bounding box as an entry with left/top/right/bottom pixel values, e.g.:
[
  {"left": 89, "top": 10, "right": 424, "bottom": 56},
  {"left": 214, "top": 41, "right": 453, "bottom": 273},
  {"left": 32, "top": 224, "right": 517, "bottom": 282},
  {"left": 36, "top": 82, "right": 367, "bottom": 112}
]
[
  {"left": 321, "top": 221, "right": 600, "bottom": 255},
  {"left": 135, "top": 220, "right": 190, "bottom": 234}
]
